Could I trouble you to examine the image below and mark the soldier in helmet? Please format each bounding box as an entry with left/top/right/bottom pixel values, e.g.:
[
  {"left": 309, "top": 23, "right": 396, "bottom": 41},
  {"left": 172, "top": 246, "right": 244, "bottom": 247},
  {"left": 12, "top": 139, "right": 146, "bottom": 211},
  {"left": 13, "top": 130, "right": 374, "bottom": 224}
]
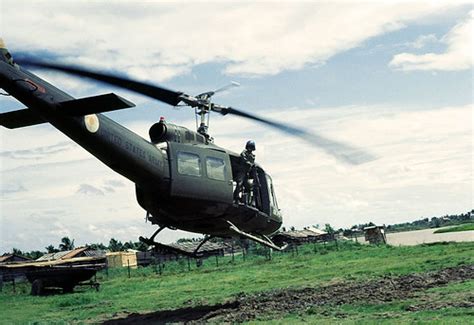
[{"left": 233, "top": 140, "right": 256, "bottom": 203}]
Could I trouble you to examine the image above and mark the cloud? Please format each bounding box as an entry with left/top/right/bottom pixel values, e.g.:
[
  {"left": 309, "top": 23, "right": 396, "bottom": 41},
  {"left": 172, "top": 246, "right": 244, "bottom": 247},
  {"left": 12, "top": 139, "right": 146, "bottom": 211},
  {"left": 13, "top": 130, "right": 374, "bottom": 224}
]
[
  {"left": 0, "top": 141, "right": 75, "bottom": 160},
  {"left": 104, "top": 179, "right": 126, "bottom": 188},
  {"left": 2, "top": 2, "right": 465, "bottom": 79},
  {"left": 406, "top": 34, "right": 439, "bottom": 49},
  {"left": 390, "top": 11, "right": 473, "bottom": 71},
  {"left": 76, "top": 184, "right": 105, "bottom": 196},
  {"left": 102, "top": 186, "right": 115, "bottom": 193},
  {"left": 1, "top": 183, "right": 27, "bottom": 195},
  {"left": 0, "top": 126, "right": 92, "bottom": 172}
]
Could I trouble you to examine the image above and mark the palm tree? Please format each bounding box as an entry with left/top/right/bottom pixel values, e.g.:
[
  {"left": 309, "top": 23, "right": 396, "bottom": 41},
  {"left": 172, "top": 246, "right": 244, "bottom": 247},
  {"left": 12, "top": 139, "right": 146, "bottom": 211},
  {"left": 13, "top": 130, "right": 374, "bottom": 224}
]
[
  {"left": 12, "top": 248, "right": 23, "bottom": 256},
  {"left": 324, "top": 223, "right": 335, "bottom": 234},
  {"left": 108, "top": 238, "right": 123, "bottom": 252},
  {"left": 59, "top": 237, "right": 75, "bottom": 251},
  {"left": 45, "top": 245, "right": 58, "bottom": 253},
  {"left": 27, "top": 251, "right": 44, "bottom": 259}
]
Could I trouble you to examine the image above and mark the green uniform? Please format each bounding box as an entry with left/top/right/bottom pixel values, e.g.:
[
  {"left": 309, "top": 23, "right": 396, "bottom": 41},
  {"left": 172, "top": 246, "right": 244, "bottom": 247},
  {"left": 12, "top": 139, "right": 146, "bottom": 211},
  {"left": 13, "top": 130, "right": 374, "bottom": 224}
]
[{"left": 233, "top": 149, "right": 256, "bottom": 202}]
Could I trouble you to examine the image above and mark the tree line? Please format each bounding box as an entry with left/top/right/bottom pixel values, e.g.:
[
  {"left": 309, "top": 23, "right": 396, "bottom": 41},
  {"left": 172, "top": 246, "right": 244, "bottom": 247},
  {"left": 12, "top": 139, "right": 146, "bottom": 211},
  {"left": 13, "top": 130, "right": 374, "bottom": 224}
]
[
  {"left": 383, "top": 210, "right": 473, "bottom": 233},
  {"left": 5, "top": 237, "right": 150, "bottom": 260}
]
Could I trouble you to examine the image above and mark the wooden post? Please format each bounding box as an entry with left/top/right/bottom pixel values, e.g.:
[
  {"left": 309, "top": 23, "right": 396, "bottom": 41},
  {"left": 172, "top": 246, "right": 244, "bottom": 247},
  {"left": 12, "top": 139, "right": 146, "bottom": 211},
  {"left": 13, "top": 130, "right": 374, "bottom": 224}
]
[
  {"left": 215, "top": 255, "right": 219, "bottom": 267},
  {"left": 127, "top": 259, "right": 131, "bottom": 278},
  {"left": 12, "top": 278, "right": 15, "bottom": 293},
  {"left": 187, "top": 257, "right": 191, "bottom": 271},
  {"left": 231, "top": 242, "right": 235, "bottom": 264}
]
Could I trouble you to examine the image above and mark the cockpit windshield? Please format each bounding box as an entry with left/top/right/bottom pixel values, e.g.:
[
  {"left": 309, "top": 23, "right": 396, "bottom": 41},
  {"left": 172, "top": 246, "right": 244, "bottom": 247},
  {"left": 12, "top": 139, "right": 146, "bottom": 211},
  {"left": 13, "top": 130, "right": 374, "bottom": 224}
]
[{"left": 266, "top": 174, "right": 278, "bottom": 209}]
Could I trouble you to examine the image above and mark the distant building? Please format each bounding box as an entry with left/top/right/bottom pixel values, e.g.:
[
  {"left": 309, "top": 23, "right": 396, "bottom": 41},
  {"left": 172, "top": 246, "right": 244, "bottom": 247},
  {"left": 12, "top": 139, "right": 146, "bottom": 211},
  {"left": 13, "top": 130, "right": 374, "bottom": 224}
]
[
  {"left": 272, "top": 227, "right": 332, "bottom": 246},
  {"left": 145, "top": 241, "right": 234, "bottom": 264},
  {"left": 0, "top": 254, "right": 32, "bottom": 284},
  {"left": 0, "top": 254, "right": 31, "bottom": 264},
  {"left": 36, "top": 247, "right": 105, "bottom": 262},
  {"left": 363, "top": 225, "right": 387, "bottom": 244},
  {"left": 106, "top": 251, "right": 138, "bottom": 268}
]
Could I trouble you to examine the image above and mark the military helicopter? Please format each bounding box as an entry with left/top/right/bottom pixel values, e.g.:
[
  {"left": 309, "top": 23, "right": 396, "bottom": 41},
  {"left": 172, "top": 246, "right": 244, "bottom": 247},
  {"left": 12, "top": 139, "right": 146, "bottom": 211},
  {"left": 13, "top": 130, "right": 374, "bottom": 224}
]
[{"left": 0, "top": 40, "right": 373, "bottom": 254}]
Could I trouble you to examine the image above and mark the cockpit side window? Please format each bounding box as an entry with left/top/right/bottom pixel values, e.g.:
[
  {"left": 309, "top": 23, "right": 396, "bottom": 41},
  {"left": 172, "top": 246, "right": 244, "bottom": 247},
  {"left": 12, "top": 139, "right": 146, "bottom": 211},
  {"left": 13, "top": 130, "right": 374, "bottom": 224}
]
[
  {"left": 206, "top": 156, "right": 226, "bottom": 181},
  {"left": 177, "top": 152, "right": 201, "bottom": 177}
]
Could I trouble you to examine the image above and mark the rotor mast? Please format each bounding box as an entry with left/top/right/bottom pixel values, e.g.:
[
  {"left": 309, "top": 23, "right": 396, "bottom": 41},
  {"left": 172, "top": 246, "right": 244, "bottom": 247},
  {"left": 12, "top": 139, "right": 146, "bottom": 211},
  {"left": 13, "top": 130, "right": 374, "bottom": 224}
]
[
  {"left": 195, "top": 92, "right": 212, "bottom": 142},
  {"left": 180, "top": 81, "right": 240, "bottom": 143}
]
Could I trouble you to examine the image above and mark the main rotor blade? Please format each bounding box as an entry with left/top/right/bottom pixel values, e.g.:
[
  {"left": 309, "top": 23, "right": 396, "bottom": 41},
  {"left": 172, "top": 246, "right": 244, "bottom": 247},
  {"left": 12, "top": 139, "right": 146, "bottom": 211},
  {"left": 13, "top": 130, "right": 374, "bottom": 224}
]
[
  {"left": 17, "top": 58, "right": 374, "bottom": 164},
  {"left": 214, "top": 81, "right": 240, "bottom": 94},
  {"left": 221, "top": 106, "right": 375, "bottom": 165},
  {"left": 17, "top": 60, "right": 184, "bottom": 106}
]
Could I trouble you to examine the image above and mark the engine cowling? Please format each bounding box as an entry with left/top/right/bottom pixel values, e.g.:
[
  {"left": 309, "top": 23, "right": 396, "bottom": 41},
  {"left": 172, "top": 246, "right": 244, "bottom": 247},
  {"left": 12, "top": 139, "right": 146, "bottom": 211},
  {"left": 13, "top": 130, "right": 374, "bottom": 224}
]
[{"left": 149, "top": 121, "right": 206, "bottom": 144}]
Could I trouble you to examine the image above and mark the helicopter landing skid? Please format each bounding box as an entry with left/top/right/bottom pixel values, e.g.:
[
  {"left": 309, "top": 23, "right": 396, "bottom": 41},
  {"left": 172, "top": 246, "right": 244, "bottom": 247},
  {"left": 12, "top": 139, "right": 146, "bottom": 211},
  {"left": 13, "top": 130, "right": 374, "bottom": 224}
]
[
  {"left": 226, "top": 221, "right": 288, "bottom": 251},
  {"left": 139, "top": 227, "right": 215, "bottom": 258},
  {"left": 138, "top": 226, "right": 166, "bottom": 246}
]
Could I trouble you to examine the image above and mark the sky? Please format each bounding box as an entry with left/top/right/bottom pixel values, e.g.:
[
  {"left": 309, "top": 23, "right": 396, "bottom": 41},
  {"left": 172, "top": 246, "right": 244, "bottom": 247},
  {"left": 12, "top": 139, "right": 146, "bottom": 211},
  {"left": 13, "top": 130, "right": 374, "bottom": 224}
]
[{"left": 0, "top": 1, "right": 472, "bottom": 252}]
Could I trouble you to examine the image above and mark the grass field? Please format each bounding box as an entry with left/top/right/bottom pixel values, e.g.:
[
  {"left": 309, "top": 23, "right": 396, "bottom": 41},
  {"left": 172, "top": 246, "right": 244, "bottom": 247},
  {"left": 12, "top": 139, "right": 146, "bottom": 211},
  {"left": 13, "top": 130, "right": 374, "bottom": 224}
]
[
  {"left": 434, "top": 223, "right": 474, "bottom": 234},
  {"left": 1, "top": 241, "right": 473, "bottom": 324}
]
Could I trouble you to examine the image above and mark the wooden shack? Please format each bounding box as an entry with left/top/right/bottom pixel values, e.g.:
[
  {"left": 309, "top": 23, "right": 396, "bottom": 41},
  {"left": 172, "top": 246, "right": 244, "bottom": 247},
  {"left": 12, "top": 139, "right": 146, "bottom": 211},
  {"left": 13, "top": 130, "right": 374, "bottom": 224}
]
[
  {"left": 363, "top": 225, "right": 387, "bottom": 244},
  {"left": 106, "top": 251, "right": 138, "bottom": 268},
  {"left": 0, "top": 254, "right": 31, "bottom": 264},
  {"left": 149, "top": 241, "right": 231, "bottom": 262},
  {"left": 272, "top": 227, "right": 331, "bottom": 247},
  {"left": 35, "top": 247, "right": 105, "bottom": 262}
]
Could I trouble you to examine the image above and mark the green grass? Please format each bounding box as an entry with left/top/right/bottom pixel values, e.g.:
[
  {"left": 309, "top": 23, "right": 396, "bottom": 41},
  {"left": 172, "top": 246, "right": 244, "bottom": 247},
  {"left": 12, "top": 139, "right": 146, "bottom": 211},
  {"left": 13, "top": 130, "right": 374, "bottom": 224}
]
[
  {"left": 1, "top": 241, "right": 473, "bottom": 324},
  {"left": 434, "top": 223, "right": 474, "bottom": 234}
]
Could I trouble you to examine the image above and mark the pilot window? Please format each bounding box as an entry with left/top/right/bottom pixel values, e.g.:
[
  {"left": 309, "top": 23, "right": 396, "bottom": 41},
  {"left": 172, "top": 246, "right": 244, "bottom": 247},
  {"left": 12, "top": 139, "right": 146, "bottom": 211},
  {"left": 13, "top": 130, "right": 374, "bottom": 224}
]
[
  {"left": 206, "top": 157, "right": 226, "bottom": 181},
  {"left": 177, "top": 152, "right": 201, "bottom": 177}
]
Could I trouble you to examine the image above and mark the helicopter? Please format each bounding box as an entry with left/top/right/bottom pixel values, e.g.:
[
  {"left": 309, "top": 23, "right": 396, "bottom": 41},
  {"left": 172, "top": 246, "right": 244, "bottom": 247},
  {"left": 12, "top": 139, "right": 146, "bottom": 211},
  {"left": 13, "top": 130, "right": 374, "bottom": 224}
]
[{"left": 0, "top": 39, "right": 373, "bottom": 254}]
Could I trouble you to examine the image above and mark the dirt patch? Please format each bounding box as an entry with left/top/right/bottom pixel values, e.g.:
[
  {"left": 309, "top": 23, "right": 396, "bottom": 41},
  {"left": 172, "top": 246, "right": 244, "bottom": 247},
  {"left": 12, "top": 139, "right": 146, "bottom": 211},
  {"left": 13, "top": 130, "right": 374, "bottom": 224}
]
[
  {"left": 103, "top": 265, "right": 474, "bottom": 324},
  {"left": 102, "top": 302, "right": 239, "bottom": 324}
]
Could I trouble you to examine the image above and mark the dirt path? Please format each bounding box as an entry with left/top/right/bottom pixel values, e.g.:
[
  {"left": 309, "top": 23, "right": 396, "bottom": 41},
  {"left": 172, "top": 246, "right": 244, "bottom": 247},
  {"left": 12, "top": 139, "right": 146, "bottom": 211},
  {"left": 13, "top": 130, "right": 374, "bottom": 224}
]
[{"left": 103, "top": 265, "right": 474, "bottom": 324}]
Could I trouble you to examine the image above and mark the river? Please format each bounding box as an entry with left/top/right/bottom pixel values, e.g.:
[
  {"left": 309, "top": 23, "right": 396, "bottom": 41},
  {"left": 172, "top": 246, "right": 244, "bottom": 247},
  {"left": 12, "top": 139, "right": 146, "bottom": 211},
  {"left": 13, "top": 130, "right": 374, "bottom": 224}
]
[{"left": 355, "top": 227, "right": 474, "bottom": 246}]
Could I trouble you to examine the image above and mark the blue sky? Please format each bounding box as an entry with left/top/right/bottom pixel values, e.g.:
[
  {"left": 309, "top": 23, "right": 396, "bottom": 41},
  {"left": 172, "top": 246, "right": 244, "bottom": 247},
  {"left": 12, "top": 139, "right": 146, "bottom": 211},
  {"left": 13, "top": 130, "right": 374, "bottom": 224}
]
[{"left": 0, "top": 1, "right": 472, "bottom": 252}]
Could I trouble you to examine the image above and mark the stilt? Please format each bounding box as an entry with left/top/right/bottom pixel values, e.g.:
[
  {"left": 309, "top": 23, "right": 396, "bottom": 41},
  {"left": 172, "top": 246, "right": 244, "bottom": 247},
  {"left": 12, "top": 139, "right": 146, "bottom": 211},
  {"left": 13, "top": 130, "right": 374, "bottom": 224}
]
[
  {"left": 192, "top": 235, "right": 215, "bottom": 256},
  {"left": 227, "top": 221, "right": 288, "bottom": 251},
  {"left": 139, "top": 226, "right": 166, "bottom": 246}
]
